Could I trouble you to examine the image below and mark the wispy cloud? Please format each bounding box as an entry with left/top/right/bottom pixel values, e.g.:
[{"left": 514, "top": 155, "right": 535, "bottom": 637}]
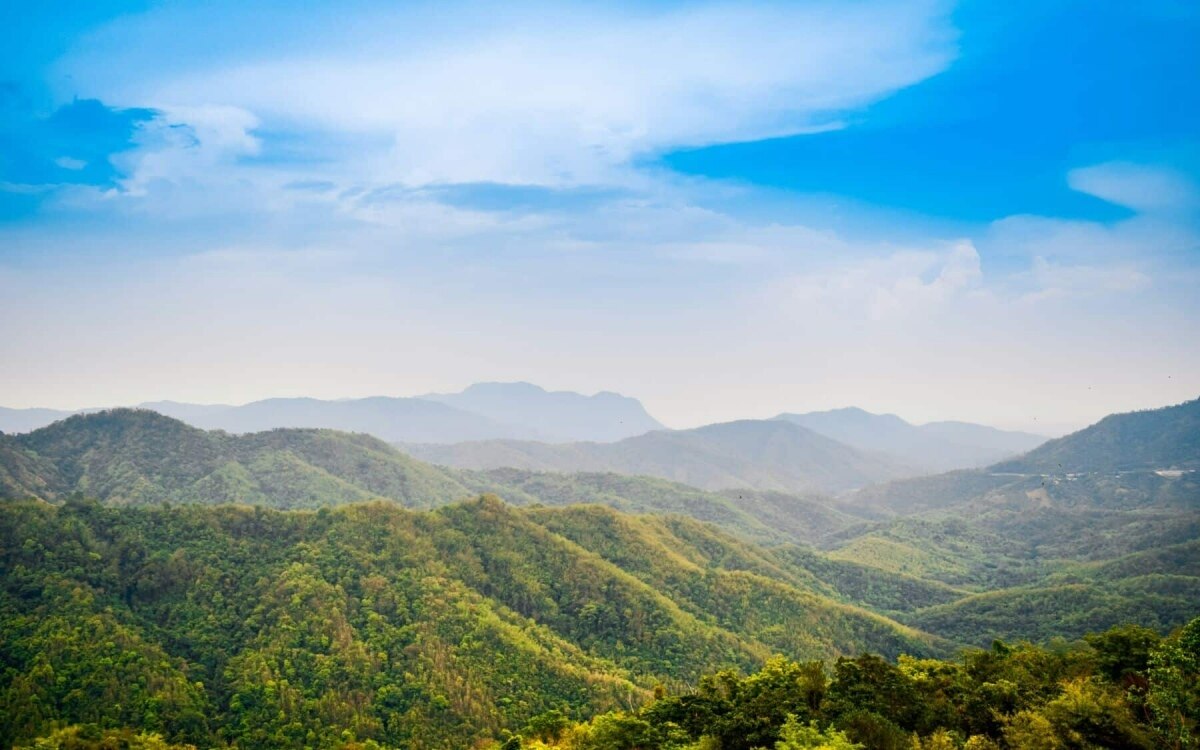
[
  {"left": 1068, "top": 161, "right": 1199, "bottom": 214},
  {"left": 774, "top": 241, "right": 983, "bottom": 321},
  {"left": 60, "top": 1, "right": 956, "bottom": 189}
]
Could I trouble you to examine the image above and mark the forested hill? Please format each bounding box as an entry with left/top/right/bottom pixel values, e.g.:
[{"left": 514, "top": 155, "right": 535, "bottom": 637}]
[
  {"left": 0, "top": 409, "right": 477, "bottom": 508},
  {"left": 0, "top": 409, "right": 870, "bottom": 546},
  {"left": 0, "top": 497, "right": 942, "bottom": 749},
  {"left": 992, "top": 396, "right": 1200, "bottom": 473},
  {"left": 405, "top": 419, "right": 915, "bottom": 495}
]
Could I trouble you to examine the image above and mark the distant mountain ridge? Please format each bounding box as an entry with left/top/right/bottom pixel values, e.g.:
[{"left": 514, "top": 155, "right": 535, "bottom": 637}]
[
  {"left": 405, "top": 418, "right": 918, "bottom": 494},
  {"left": 156, "top": 395, "right": 533, "bottom": 443},
  {"left": 0, "top": 382, "right": 664, "bottom": 444},
  {"left": 419, "top": 381, "right": 664, "bottom": 441},
  {"left": 775, "top": 406, "right": 1046, "bottom": 472}
]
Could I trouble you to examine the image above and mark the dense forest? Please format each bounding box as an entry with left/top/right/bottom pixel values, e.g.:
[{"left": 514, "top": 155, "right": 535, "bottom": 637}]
[
  {"left": 530, "top": 621, "right": 1200, "bottom": 750},
  {"left": 0, "top": 497, "right": 941, "bottom": 749},
  {"left": 2, "top": 497, "right": 1197, "bottom": 749}
]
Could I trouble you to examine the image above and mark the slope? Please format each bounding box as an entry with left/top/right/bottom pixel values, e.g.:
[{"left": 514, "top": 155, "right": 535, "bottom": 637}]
[
  {"left": 992, "top": 396, "right": 1200, "bottom": 473},
  {"left": 0, "top": 497, "right": 942, "bottom": 749},
  {"left": 407, "top": 419, "right": 915, "bottom": 494},
  {"left": 1, "top": 409, "right": 478, "bottom": 508}
]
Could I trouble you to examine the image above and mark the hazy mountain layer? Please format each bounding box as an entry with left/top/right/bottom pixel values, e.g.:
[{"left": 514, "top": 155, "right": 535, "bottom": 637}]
[
  {"left": 406, "top": 419, "right": 916, "bottom": 495},
  {"left": 775, "top": 406, "right": 1046, "bottom": 472},
  {"left": 0, "top": 382, "right": 666, "bottom": 444},
  {"left": 419, "top": 381, "right": 664, "bottom": 442}
]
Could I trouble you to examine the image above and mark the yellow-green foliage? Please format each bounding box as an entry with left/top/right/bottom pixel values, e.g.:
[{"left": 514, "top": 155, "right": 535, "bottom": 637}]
[
  {"left": 517, "top": 618, "right": 1200, "bottom": 750},
  {"left": 0, "top": 498, "right": 936, "bottom": 749}
]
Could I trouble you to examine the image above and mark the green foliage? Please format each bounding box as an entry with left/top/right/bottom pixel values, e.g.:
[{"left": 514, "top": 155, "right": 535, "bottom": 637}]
[
  {"left": 520, "top": 618, "right": 1200, "bottom": 750},
  {"left": 0, "top": 498, "right": 936, "bottom": 749},
  {"left": 774, "top": 717, "right": 860, "bottom": 750},
  {"left": 992, "top": 397, "right": 1200, "bottom": 474},
  {"left": 12, "top": 725, "right": 198, "bottom": 749},
  {"left": 6, "top": 408, "right": 1197, "bottom": 660},
  {"left": 1147, "top": 617, "right": 1200, "bottom": 749}
]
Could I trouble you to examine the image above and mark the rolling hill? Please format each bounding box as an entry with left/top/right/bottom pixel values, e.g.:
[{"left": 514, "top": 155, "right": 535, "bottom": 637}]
[
  {"left": 0, "top": 409, "right": 864, "bottom": 546},
  {"left": 0, "top": 409, "right": 477, "bottom": 508},
  {"left": 4, "top": 405, "right": 1197, "bottom": 674},
  {"left": 406, "top": 419, "right": 916, "bottom": 495},
  {"left": 818, "top": 399, "right": 1200, "bottom": 646},
  {"left": 0, "top": 497, "right": 943, "bottom": 749},
  {"left": 843, "top": 397, "right": 1200, "bottom": 518}
]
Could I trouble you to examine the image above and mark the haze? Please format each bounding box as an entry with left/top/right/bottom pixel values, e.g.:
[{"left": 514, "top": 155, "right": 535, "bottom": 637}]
[{"left": 2, "top": 1, "right": 1198, "bottom": 433}]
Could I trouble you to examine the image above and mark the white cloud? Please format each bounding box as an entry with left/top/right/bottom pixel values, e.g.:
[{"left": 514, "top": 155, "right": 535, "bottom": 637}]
[
  {"left": 1068, "top": 161, "right": 1199, "bottom": 213},
  {"left": 1021, "top": 257, "right": 1150, "bottom": 302},
  {"left": 66, "top": 0, "right": 955, "bottom": 187},
  {"left": 110, "top": 105, "right": 260, "bottom": 197},
  {"left": 776, "top": 240, "right": 983, "bottom": 320},
  {"left": 983, "top": 211, "right": 1199, "bottom": 267}
]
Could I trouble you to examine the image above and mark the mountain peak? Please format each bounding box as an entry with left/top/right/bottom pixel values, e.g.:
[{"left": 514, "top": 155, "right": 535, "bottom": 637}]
[
  {"left": 460, "top": 381, "right": 548, "bottom": 396},
  {"left": 421, "top": 382, "right": 664, "bottom": 442}
]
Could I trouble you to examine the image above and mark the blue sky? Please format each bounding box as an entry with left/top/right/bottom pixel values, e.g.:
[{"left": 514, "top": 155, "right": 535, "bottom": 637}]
[{"left": 1, "top": 0, "right": 1198, "bottom": 431}]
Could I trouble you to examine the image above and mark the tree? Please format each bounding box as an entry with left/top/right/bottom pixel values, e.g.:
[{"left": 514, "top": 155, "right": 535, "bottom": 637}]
[
  {"left": 774, "top": 716, "right": 861, "bottom": 750},
  {"left": 1147, "top": 618, "right": 1200, "bottom": 749}
]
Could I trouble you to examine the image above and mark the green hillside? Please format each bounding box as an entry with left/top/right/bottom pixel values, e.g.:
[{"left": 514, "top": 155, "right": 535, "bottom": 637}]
[
  {"left": 0, "top": 498, "right": 940, "bottom": 749},
  {"left": 510, "top": 618, "right": 1199, "bottom": 750},
  {"left": 993, "top": 397, "right": 1200, "bottom": 473},
  {"left": 3, "top": 409, "right": 476, "bottom": 508}
]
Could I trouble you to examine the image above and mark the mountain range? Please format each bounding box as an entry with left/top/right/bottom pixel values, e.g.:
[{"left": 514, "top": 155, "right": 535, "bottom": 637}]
[
  {"left": 775, "top": 407, "right": 1045, "bottom": 472},
  {"left": 0, "top": 382, "right": 664, "bottom": 444},
  {"left": 405, "top": 419, "right": 916, "bottom": 494},
  {"left": 421, "top": 381, "right": 665, "bottom": 441},
  {"left": 1, "top": 385, "right": 1045, "bottom": 478}
]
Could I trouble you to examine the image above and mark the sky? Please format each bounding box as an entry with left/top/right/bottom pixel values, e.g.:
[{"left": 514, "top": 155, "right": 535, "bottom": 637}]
[{"left": 1, "top": 0, "right": 1198, "bottom": 434}]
